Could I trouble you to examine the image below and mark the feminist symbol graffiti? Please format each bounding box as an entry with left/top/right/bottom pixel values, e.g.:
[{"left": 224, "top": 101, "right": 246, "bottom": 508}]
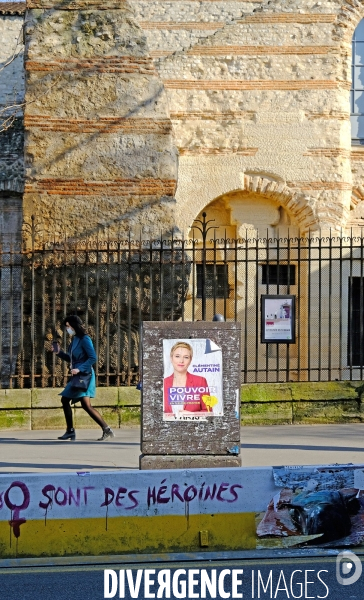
[{"left": 4, "top": 481, "right": 30, "bottom": 538}]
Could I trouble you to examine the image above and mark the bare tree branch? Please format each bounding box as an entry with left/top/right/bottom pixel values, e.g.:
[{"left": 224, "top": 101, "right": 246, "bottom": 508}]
[
  {"left": 0, "top": 69, "right": 62, "bottom": 135},
  {"left": 0, "top": 102, "right": 24, "bottom": 133},
  {"left": 0, "top": 22, "right": 24, "bottom": 74},
  {"left": 0, "top": 21, "right": 25, "bottom": 133}
]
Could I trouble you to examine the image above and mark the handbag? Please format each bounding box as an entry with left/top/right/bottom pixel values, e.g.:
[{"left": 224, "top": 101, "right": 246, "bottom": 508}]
[{"left": 71, "top": 372, "right": 92, "bottom": 390}]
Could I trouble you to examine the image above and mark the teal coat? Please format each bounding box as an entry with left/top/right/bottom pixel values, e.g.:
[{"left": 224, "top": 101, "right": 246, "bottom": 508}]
[{"left": 58, "top": 335, "right": 96, "bottom": 401}]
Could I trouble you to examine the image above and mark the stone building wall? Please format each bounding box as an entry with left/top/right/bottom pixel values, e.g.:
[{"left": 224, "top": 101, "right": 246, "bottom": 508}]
[
  {"left": 23, "top": 0, "right": 178, "bottom": 243},
  {"left": 1, "top": 1, "right": 364, "bottom": 386},
  {"left": 129, "top": 0, "right": 363, "bottom": 236},
  {"left": 1, "top": 0, "right": 364, "bottom": 237}
]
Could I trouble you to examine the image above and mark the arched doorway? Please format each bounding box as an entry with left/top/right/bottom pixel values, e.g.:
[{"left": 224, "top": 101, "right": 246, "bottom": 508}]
[
  {"left": 184, "top": 188, "right": 307, "bottom": 382},
  {"left": 190, "top": 188, "right": 299, "bottom": 241}
]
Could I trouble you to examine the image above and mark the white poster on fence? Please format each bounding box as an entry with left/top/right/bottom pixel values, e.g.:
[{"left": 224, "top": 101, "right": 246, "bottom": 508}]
[{"left": 263, "top": 297, "right": 294, "bottom": 342}]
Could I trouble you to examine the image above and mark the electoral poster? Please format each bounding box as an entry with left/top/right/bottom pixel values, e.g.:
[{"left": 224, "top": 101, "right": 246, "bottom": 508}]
[{"left": 163, "top": 338, "right": 223, "bottom": 422}]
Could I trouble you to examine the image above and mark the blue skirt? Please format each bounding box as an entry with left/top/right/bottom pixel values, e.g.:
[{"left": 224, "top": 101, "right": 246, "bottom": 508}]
[{"left": 59, "top": 369, "right": 96, "bottom": 403}]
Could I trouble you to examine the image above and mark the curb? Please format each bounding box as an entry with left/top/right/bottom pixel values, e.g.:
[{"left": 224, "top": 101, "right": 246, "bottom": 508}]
[{"left": 0, "top": 548, "right": 359, "bottom": 569}]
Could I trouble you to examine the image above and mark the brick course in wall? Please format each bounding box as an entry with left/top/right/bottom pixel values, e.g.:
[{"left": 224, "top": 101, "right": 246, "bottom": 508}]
[
  {"left": 163, "top": 80, "right": 350, "bottom": 90},
  {"left": 25, "top": 178, "right": 176, "bottom": 196},
  {"left": 25, "top": 57, "right": 157, "bottom": 74},
  {"left": 179, "top": 147, "right": 258, "bottom": 155},
  {"left": 185, "top": 45, "right": 338, "bottom": 55},
  {"left": 237, "top": 13, "right": 338, "bottom": 24},
  {"left": 26, "top": 1, "right": 129, "bottom": 8},
  {"left": 24, "top": 116, "right": 173, "bottom": 134},
  {"left": 140, "top": 22, "right": 225, "bottom": 29}
]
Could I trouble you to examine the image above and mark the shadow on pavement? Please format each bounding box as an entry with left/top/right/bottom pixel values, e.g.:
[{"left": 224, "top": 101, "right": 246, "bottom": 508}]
[
  {"left": 0, "top": 439, "right": 139, "bottom": 446},
  {"left": 241, "top": 442, "right": 364, "bottom": 452},
  {"left": 0, "top": 463, "right": 138, "bottom": 471}
]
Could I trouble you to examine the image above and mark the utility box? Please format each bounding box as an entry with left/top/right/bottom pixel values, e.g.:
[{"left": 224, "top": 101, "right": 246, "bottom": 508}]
[{"left": 139, "top": 321, "right": 241, "bottom": 469}]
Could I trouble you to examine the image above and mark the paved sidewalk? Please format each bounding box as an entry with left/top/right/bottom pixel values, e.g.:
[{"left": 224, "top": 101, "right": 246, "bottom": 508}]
[
  {"left": 0, "top": 427, "right": 140, "bottom": 473},
  {"left": 240, "top": 423, "right": 364, "bottom": 467},
  {"left": 0, "top": 424, "right": 364, "bottom": 473}
]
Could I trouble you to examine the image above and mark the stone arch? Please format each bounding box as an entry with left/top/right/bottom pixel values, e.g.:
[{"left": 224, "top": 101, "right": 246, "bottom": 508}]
[
  {"left": 335, "top": 0, "right": 364, "bottom": 42},
  {"left": 349, "top": 184, "right": 364, "bottom": 223},
  {"left": 352, "top": 186, "right": 363, "bottom": 207},
  {"left": 187, "top": 174, "right": 317, "bottom": 235},
  {"left": 241, "top": 175, "right": 317, "bottom": 231}
]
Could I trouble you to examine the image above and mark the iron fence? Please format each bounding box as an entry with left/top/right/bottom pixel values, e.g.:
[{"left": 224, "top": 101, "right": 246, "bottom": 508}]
[{"left": 2, "top": 222, "right": 364, "bottom": 387}]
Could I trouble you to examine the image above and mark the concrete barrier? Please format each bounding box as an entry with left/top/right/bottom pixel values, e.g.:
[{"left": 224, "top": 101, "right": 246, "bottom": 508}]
[
  {"left": 2, "top": 464, "right": 364, "bottom": 558},
  {"left": 0, "top": 468, "right": 278, "bottom": 558}
]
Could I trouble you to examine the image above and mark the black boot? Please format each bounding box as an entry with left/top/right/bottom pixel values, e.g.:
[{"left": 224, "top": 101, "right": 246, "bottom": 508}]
[
  {"left": 98, "top": 427, "right": 114, "bottom": 441},
  {"left": 58, "top": 429, "right": 76, "bottom": 440}
]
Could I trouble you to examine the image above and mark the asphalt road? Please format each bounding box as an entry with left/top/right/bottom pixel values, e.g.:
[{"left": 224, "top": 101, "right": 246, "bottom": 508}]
[{"left": 1, "top": 555, "right": 363, "bottom": 600}]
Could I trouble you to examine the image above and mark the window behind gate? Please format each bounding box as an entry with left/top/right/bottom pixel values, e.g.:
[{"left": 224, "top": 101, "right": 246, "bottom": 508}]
[
  {"left": 348, "top": 277, "right": 364, "bottom": 365},
  {"left": 196, "top": 264, "right": 229, "bottom": 298}
]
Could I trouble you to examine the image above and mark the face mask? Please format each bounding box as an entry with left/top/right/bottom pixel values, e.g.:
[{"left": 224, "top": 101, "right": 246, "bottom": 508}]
[{"left": 66, "top": 327, "right": 75, "bottom": 336}]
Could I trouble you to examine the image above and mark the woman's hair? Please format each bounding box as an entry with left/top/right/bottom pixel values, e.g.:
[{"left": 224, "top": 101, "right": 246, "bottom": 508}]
[
  {"left": 170, "top": 341, "right": 193, "bottom": 359},
  {"left": 63, "top": 315, "right": 87, "bottom": 338}
]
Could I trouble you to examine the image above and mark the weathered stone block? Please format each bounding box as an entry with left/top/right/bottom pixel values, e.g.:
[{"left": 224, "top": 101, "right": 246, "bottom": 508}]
[
  {"left": 350, "top": 381, "right": 364, "bottom": 390},
  {"left": 0, "top": 389, "right": 31, "bottom": 409},
  {"left": 120, "top": 406, "right": 140, "bottom": 426},
  {"left": 25, "top": 73, "right": 169, "bottom": 120},
  {"left": 291, "top": 382, "right": 359, "bottom": 401},
  {"left": 31, "top": 408, "right": 65, "bottom": 429},
  {"left": 118, "top": 387, "right": 141, "bottom": 407},
  {"left": 27, "top": 2, "right": 132, "bottom": 12},
  {"left": 73, "top": 406, "right": 98, "bottom": 430},
  {"left": 73, "top": 405, "right": 119, "bottom": 429},
  {"left": 241, "top": 402, "right": 293, "bottom": 426},
  {"left": 23, "top": 191, "right": 177, "bottom": 241},
  {"left": 139, "top": 454, "right": 241, "bottom": 470},
  {"left": 91, "top": 387, "right": 118, "bottom": 408},
  {"left": 293, "top": 400, "right": 361, "bottom": 424},
  {"left": 241, "top": 383, "right": 292, "bottom": 403},
  {"left": 25, "top": 131, "right": 176, "bottom": 181},
  {"left": 23, "top": 4, "right": 178, "bottom": 244},
  {"left": 355, "top": 382, "right": 364, "bottom": 401},
  {"left": 31, "top": 388, "right": 63, "bottom": 408},
  {"left": 0, "top": 409, "right": 30, "bottom": 430}
]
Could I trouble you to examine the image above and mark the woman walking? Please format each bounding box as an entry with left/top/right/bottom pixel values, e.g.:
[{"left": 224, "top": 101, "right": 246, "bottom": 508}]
[{"left": 53, "top": 315, "right": 114, "bottom": 441}]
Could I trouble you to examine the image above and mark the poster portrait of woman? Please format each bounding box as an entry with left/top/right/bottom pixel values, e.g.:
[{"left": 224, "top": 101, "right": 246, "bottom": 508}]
[{"left": 163, "top": 339, "right": 223, "bottom": 421}]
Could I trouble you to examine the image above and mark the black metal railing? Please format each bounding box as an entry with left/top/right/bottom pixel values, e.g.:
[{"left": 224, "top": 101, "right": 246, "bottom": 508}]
[{"left": 2, "top": 222, "right": 364, "bottom": 387}]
